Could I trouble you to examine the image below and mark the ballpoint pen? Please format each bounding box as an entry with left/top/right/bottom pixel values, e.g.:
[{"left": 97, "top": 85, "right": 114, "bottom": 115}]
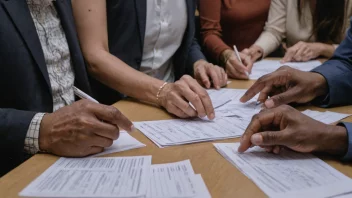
[{"left": 233, "top": 45, "right": 250, "bottom": 77}]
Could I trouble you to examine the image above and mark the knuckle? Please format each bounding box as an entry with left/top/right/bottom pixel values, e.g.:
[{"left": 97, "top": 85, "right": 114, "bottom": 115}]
[
  {"left": 265, "top": 133, "right": 277, "bottom": 144},
  {"left": 280, "top": 105, "right": 294, "bottom": 112},
  {"left": 108, "top": 107, "right": 122, "bottom": 118}
]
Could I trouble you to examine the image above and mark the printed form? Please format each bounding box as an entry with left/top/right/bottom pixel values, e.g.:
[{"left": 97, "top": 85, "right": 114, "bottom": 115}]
[
  {"left": 302, "top": 109, "right": 351, "bottom": 124},
  {"left": 134, "top": 117, "right": 248, "bottom": 148},
  {"left": 19, "top": 156, "right": 152, "bottom": 198},
  {"left": 90, "top": 131, "right": 146, "bottom": 157},
  {"left": 214, "top": 143, "right": 352, "bottom": 198},
  {"left": 250, "top": 60, "right": 321, "bottom": 80}
]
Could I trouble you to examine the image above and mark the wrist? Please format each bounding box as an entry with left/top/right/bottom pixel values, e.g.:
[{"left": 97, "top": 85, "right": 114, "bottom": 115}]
[
  {"left": 157, "top": 83, "right": 173, "bottom": 107},
  {"left": 220, "top": 49, "right": 233, "bottom": 67},
  {"left": 311, "top": 73, "right": 328, "bottom": 98},
  {"left": 39, "top": 113, "right": 52, "bottom": 152},
  {"left": 315, "top": 43, "right": 335, "bottom": 58},
  {"left": 319, "top": 125, "right": 348, "bottom": 156}
]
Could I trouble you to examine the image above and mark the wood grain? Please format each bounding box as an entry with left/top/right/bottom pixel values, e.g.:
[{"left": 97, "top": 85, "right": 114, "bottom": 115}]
[{"left": 1, "top": 63, "right": 351, "bottom": 198}]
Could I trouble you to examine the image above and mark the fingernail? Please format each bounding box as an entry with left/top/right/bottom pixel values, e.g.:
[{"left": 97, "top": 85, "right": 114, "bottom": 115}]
[
  {"left": 251, "top": 134, "right": 263, "bottom": 145},
  {"left": 216, "top": 86, "right": 220, "bottom": 90},
  {"left": 265, "top": 99, "right": 275, "bottom": 108},
  {"left": 209, "top": 112, "right": 215, "bottom": 120}
]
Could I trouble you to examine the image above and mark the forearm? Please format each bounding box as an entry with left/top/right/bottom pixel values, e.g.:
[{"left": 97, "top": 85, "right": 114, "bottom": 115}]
[
  {"left": 319, "top": 125, "right": 348, "bottom": 157},
  {"left": 316, "top": 42, "right": 335, "bottom": 58},
  {"left": 86, "top": 49, "right": 164, "bottom": 105}
]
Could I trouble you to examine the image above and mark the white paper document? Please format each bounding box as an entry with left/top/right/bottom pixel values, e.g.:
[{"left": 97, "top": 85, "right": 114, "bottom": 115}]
[
  {"left": 19, "top": 156, "right": 152, "bottom": 198},
  {"left": 207, "top": 89, "right": 261, "bottom": 118},
  {"left": 214, "top": 143, "right": 352, "bottom": 198},
  {"left": 147, "top": 160, "right": 197, "bottom": 198},
  {"left": 90, "top": 131, "right": 146, "bottom": 157},
  {"left": 250, "top": 60, "right": 321, "bottom": 80},
  {"left": 302, "top": 109, "right": 351, "bottom": 124},
  {"left": 134, "top": 117, "right": 248, "bottom": 148}
]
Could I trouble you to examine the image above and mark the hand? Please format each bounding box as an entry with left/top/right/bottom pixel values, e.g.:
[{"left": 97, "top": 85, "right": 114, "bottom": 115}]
[
  {"left": 281, "top": 41, "right": 324, "bottom": 63},
  {"left": 222, "top": 50, "right": 253, "bottom": 80},
  {"left": 159, "top": 75, "right": 215, "bottom": 119},
  {"left": 193, "top": 59, "right": 228, "bottom": 89},
  {"left": 240, "top": 66, "right": 328, "bottom": 108},
  {"left": 238, "top": 105, "right": 348, "bottom": 157},
  {"left": 242, "top": 45, "right": 264, "bottom": 62},
  {"left": 39, "top": 100, "right": 133, "bottom": 157}
]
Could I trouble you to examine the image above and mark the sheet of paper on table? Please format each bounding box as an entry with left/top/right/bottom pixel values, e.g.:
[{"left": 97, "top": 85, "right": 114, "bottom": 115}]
[
  {"left": 19, "top": 156, "right": 152, "bottom": 198},
  {"left": 19, "top": 157, "right": 211, "bottom": 198},
  {"left": 250, "top": 60, "right": 321, "bottom": 80},
  {"left": 214, "top": 143, "right": 352, "bottom": 198},
  {"left": 89, "top": 131, "right": 146, "bottom": 157},
  {"left": 302, "top": 109, "right": 351, "bottom": 124},
  {"left": 147, "top": 160, "right": 211, "bottom": 198},
  {"left": 134, "top": 116, "right": 249, "bottom": 148}
]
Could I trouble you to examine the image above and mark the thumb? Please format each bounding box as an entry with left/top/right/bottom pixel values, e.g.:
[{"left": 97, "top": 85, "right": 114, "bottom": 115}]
[
  {"left": 264, "top": 89, "right": 299, "bottom": 108},
  {"left": 251, "top": 131, "right": 287, "bottom": 146}
]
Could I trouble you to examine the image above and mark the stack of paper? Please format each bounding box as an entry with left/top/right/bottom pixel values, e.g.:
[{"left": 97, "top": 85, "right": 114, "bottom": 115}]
[
  {"left": 19, "top": 157, "right": 211, "bottom": 198},
  {"left": 134, "top": 116, "right": 249, "bottom": 148},
  {"left": 302, "top": 109, "right": 351, "bottom": 124},
  {"left": 214, "top": 143, "right": 352, "bottom": 198},
  {"left": 147, "top": 160, "right": 211, "bottom": 198},
  {"left": 250, "top": 60, "right": 321, "bottom": 80},
  {"left": 90, "top": 131, "right": 146, "bottom": 157}
]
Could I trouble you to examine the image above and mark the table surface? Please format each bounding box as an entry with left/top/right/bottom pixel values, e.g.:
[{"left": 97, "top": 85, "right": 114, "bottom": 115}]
[{"left": 1, "top": 65, "right": 352, "bottom": 198}]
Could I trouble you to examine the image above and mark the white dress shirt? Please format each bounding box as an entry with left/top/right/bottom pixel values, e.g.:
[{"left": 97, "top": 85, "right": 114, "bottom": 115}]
[
  {"left": 25, "top": 0, "right": 75, "bottom": 154},
  {"left": 140, "top": 0, "right": 188, "bottom": 82}
]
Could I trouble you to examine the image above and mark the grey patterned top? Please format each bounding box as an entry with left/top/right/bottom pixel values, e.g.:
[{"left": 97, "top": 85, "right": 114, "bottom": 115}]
[{"left": 24, "top": 0, "right": 75, "bottom": 154}]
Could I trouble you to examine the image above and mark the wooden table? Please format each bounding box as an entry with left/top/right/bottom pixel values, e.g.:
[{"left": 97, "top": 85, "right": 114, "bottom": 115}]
[{"left": 1, "top": 80, "right": 352, "bottom": 198}]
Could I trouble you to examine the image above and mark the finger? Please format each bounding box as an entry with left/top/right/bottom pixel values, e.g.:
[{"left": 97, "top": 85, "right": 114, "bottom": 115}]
[
  {"left": 198, "top": 65, "right": 211, "bottom": 89},
  {"left": 281, "top": 47, "right": 297, "bottom": 63},
  {"left": 168, "top": 103, "right": 189, "bottom": 118},
  {"left": 273, "top": 145, "right": 281, "bottom": 154},
  {"left": 89, "top": 103, "right": 134, "bottom": 132},
  {"left": 242, "top": 48, "right": 250, "bottom": 55},
  {"left": 183, "top": 77, "right": 215, "bottom": 119},
  {"left": 86, "top": 146, "right": 104, "bottom": 156},
  {"left": 89, "top": 118, "right": 120, "bottom": 140},
  {"left": 293, "top": 46, "right": 307, "bottom": 62},
  {"left": 170, "top": 92, "right": 197, "bottom": 117},
  {"left": 229, "top": 58, "right": 248, "bottom": 73},
  {"left": 244, "top": 55, "right": 254, "bottom": 74},
  {"left": 264, "top": 86, "right": 301, "bottom": 108},
  {"left": 89, "top": 134, "right": 114, "bottom": 148},
  {"left": 238, "top": 111, "right": 276, "bottom": 152},
  {"left": 227, "top": 64, "right": 249, "bottom": 80},
  {"left": 240, "top": 77, "right": 268, "bottom": 102},
  {"left": 220, "top": 67, "right": 228, "bottom": 87},
  {"left": 207, "top": 66, "right": 220, "bottom": 89},
  {"left": 251, "top": 130, "right": 289, "bottom": 147},
  {"left": 257, "top": 86, "right": 272, "bottom": 103}
]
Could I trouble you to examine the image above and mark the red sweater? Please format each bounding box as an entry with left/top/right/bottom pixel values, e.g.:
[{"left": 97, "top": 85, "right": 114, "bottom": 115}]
[{"left": 199, "top": 0, "right": 270, "bottom": 63}]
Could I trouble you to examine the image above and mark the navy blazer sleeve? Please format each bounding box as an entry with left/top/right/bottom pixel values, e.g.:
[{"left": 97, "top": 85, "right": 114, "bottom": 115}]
[{"left": 311, "top": 19, "right": 352, "bottom": 107}]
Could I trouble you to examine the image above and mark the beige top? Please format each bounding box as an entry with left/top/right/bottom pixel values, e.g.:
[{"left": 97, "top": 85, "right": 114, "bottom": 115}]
[{"left": 255, "top": 0, "right": 352, "bottom": 57}]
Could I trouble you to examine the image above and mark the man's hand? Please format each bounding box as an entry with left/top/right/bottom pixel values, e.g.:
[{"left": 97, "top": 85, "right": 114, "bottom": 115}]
[
  {"left": 39, "top": 100, "right": 133, "bottom": 157},
  {"left": 281, "top": 41, "right": 330, "bottom": 63},
  {"left": 159, "top": 75, "right": 215, "bottom": 119},
  {"left": 240, "top": 66, "right": 328, "bottom": 108},
  {"left": 194, "top": 60, "right": 227, "bottom": 89},
  {"left": 238, "top": 105, "right": 348, "bottom": 156},
  {"left": 222, "top": 50, "right": 253, "bottom": 80}
]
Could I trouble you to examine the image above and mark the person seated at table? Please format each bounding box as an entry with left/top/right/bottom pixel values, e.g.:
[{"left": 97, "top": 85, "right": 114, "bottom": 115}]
[
  {"left": 0, "top": 0, "right": 133, "bottom": 177},
  {"left": 238, "top": 18, "right": 352, "bottom": 161},
  {"left": 199, "top": 0, "right": 271, "bottom": 79},
  {"left": 71, "top": 0, "right": 228, "bottom": 120},
  {"left": 242, "top": 0, "right": 352, "bottom": 64}
]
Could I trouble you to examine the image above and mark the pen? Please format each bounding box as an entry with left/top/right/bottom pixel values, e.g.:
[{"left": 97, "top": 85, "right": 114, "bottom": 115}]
[
  {"left": 233, "top": 45, "right": 249, "bottom": 77},
  {"left": 73, "top": 86, "right": 99, "bottom": 104}
]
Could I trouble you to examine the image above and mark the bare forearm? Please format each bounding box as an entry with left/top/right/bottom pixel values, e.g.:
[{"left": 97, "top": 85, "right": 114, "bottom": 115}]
[
  {"left": 316, "top": 43, "right": 335, "bottom": 58},
  {"left": 87, "top": 50, "right": 164, "bottom": 104}
]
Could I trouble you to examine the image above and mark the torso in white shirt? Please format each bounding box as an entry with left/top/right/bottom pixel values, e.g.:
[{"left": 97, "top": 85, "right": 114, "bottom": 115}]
[{"left": 140, "top": 0, "right": 187, "bottom": 82}]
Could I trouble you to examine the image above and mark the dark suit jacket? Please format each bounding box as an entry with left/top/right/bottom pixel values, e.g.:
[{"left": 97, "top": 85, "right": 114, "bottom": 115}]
[
  {"left": 91, "top": 0, "right": 206, "bottom": 104},
  {"left": 312, "top": 18, "right": 352, "bottom": 161},
  {"left": 0, "top": 0, "right": 91, "bottom": 176}
]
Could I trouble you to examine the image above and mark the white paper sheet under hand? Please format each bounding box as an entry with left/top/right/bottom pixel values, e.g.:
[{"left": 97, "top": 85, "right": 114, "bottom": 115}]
[
  {"left": 90, "top": 131, "right": 146, "bottom": 157},
  {"left": 19, "top": 156, "right": 152, "bottom": 198},
  {"left": 302, "top": 109, "right": 351, "bottom": 124},
  {"left": 214, "top": 143, "right": 352, "bottom": 198},
  {"left": 250, "top": 60, "right": 321, "bottom": 80},
  {"left": 134, "top": 117, "right": 248, "bottom": 148}
]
